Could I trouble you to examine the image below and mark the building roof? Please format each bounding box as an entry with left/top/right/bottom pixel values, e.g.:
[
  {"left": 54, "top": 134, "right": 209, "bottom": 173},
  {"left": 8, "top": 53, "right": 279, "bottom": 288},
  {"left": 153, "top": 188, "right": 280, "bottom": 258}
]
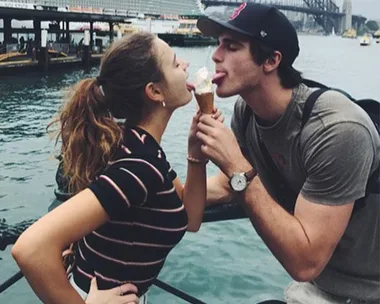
[{"left": 0, "top": 7, "right": 129, "bottom": 22}]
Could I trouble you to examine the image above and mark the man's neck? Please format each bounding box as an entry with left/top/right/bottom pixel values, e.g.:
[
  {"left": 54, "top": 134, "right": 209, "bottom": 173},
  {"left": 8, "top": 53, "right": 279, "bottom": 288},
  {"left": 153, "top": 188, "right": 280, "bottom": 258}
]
[{"left": 241, "top": 79, "right": 294, "bottom": 124}]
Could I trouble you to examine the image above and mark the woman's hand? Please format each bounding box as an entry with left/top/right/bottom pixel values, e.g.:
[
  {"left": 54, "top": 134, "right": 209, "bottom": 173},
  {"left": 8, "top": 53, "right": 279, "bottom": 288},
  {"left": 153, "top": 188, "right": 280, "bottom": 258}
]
[
  {"left": 188, "top": 109, "right": 224, "bottom": 160},
  {"left": 86, "top": 278, "right": 139, "bottom": 304}
]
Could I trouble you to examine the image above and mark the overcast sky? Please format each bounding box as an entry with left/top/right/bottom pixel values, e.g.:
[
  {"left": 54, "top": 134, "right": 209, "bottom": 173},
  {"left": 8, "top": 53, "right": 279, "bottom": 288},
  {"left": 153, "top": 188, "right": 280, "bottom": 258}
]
[{"left": 335, "top": 0, "right": 379, "bottom": 20}]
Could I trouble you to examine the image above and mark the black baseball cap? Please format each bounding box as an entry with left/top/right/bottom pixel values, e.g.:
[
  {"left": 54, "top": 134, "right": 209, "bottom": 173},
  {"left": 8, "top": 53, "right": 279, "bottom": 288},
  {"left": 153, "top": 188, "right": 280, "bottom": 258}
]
[{"left": 197, "top": 2, "right": 300, "bottom": 65}]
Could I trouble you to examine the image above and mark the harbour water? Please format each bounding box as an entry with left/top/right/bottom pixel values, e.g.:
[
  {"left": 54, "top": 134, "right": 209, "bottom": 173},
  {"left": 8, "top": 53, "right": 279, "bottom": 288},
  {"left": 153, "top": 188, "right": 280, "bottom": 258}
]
[{"left": 0, "top": 35, "right": 379, "bottom": 303}]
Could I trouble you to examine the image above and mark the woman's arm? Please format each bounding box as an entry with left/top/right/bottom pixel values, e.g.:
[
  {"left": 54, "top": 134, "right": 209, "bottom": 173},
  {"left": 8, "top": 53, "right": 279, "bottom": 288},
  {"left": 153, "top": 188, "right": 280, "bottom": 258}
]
[
  {"left": 12, "top": 189, "right": 109, "bottom": 304},
  {"left": 177, "top": 110, "right": 224, "bottom": 232},
  {"left": 173, "top": 159, "right": 207, "bottom": 232}
]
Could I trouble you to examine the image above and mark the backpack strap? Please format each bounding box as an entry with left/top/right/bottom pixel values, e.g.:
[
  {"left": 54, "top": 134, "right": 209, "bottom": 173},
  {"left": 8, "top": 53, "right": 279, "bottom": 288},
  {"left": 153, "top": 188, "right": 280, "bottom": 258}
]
[
  {"left": 255, "top": 123, "right": 298, "bottom": 213},
  {"left": 302, "top": 78, "right": 329, "bottom": 89},
  {"left": 241, "top": 87, "right": 377, "bottom": 213},
  {"left": 242, "top": 104, "right": 252, "bottom": 135},
  {"left": 302, "top": 88, "right": 329, "bottom": 128}
]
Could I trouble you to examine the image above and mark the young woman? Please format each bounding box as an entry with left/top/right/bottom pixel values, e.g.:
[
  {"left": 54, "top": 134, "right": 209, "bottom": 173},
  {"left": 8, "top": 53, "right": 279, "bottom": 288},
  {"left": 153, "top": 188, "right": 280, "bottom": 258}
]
[{"left": 12, "top": 32, "right": 222, "bottom": 304}]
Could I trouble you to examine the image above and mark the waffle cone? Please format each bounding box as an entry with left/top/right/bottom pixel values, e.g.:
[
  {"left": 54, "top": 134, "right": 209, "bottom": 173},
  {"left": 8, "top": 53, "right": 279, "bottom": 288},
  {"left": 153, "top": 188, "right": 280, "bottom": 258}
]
[{"left": 195, "top": 92, "right": 214, "bottom": 114}]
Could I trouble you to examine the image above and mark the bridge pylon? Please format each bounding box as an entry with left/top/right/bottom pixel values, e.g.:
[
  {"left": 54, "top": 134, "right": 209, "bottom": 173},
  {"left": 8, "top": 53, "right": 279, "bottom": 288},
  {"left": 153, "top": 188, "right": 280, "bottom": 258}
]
[{"left": 302, "top": 0, "right": 340, "bottom": 34}]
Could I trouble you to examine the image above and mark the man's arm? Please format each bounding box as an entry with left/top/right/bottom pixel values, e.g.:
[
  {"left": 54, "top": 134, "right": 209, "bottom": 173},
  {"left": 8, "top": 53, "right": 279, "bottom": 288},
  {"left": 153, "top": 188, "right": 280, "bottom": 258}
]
[
  {"left": 197, "top": 115, "right": 358, "bottom": 282},
  {"left": 206, "top": 170, "right": 234, "bottom": 206},
  {"left": 205, "top": 152, "right": 353, "bottom": 281},
  {"left": 240, "top": 175, "right": 353, "bottom": 281}
]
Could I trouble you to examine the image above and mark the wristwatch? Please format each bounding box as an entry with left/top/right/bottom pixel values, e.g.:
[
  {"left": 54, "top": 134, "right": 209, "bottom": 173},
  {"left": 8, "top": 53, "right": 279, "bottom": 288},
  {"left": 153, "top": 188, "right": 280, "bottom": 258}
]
[{"left": 229, "top": 168, "right": 256, "bottom": 192}]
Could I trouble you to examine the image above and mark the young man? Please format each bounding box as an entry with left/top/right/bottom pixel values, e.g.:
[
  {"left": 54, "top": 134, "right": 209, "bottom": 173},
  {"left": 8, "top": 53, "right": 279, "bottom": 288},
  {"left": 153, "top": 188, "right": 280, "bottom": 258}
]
[{"left": 196, "top": 3, "right": 380, "bottom": 303}]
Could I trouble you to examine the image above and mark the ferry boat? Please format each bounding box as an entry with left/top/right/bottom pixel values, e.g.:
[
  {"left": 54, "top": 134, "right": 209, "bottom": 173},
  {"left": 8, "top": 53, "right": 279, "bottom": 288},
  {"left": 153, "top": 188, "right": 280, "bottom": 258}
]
[{"left": 158, "top": 19, "right": 217, "bottom": 47}]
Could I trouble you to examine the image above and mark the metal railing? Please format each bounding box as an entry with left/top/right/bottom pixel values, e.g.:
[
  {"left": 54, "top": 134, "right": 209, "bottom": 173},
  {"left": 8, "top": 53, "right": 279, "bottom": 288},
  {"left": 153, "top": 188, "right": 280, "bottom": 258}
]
[{"left": 0, "top": 199, "right": 247, "bottom": 303}]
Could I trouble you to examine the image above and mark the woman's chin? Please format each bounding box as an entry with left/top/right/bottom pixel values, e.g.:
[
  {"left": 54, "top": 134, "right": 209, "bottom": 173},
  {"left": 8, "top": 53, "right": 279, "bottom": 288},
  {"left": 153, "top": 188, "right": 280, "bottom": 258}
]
[{"left": 185, "top": 91, "right": 193, "bottom": 104}]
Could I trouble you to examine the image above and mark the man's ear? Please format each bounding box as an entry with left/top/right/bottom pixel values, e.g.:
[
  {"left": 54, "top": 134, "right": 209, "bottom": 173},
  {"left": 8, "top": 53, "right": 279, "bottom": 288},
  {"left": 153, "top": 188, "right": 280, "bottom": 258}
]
[
  {"left": 263, "top": 50, "right": 282, "bottom": 73},
  {"left": 144, "top": 82, "right": 164, "bottom": 105}
]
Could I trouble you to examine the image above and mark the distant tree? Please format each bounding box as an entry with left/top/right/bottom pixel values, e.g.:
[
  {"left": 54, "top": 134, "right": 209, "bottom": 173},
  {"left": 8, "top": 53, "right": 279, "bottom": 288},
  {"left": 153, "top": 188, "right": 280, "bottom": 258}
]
[{"left": 366, "top": 20, "right": 379, "bottom": 31}]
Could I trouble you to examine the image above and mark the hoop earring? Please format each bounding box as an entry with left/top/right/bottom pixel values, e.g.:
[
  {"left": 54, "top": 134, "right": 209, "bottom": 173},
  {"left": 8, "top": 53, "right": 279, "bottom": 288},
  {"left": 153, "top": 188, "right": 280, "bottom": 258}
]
[
  {"left": 162, "top": 101, "right": 166, "bottom": 107},
  {"left": 99, "top": 85, "right": 105, "bottom": 97}
]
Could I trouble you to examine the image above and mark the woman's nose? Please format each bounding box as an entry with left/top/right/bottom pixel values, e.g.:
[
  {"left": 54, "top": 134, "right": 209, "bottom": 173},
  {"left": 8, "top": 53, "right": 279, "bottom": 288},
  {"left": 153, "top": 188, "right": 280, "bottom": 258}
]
[{"left": 178, "top": 58, "right": 189, "bottom": 70}]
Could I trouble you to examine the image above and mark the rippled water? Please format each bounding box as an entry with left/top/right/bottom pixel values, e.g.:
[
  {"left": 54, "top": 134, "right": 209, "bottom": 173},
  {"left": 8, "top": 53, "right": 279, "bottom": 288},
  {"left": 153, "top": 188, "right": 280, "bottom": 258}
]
[{"left": 1, "top": 35, "right": 379, "bottom": 303}]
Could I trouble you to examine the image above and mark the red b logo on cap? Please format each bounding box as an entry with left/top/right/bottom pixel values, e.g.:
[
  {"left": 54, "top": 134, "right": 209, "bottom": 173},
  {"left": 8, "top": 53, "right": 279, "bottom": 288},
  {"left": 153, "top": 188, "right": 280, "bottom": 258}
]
[{"left": 229, "top": 2, "right": 247, "bottom": 20}]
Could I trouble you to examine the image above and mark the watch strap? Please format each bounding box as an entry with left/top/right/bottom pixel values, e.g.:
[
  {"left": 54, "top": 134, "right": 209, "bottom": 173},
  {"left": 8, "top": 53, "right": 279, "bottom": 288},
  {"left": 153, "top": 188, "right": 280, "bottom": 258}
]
[{"left": 244, "top": 168, "right": 256, "bottom": 182}]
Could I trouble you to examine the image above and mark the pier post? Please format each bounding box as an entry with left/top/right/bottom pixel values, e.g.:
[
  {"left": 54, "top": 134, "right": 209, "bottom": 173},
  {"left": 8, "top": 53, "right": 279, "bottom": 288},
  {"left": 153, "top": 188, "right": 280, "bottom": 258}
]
[
  {"left": 82, "top": 30, "right": 91, "bottom": 69},
  {"left": 3, "top": 18, "right": 12, "bottom": 45},
  {"left": 33, "top": 20, "right": 42, "bottom": 46},
  {"left": 109, "top": 22, "right": 114, "bottom": 44},
  {"left": 90, "top": 22, "right": 94, "bottom": 51},
  {"left": 66, "top": 21, "right": 70, "bottom": 42},
  {"left": 38, "top": 29, "right": 49, "bottom": 75}
]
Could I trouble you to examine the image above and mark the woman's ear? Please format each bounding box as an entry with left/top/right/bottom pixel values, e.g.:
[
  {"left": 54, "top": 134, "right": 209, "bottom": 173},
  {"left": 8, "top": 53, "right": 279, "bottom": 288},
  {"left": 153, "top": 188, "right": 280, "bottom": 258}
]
[
  {"left": 263, "top": 50, "right": 282, "bottom": 73},
  {"left": 144, "top": 82, "right": 164, "bottom": 105}
]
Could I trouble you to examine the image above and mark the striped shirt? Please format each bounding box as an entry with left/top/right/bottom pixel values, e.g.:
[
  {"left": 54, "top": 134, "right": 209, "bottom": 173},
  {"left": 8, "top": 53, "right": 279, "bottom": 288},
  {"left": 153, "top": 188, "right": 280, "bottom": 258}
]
[{"left": 72, "top": 125, "right": 188, "bottom": 297}]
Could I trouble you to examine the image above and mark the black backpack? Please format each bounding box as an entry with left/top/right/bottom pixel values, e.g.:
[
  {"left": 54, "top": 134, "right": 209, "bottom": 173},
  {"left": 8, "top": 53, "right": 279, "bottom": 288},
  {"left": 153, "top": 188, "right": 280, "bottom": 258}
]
[{"left": 243, "top": 79, "right": 380, "bottom": 213}]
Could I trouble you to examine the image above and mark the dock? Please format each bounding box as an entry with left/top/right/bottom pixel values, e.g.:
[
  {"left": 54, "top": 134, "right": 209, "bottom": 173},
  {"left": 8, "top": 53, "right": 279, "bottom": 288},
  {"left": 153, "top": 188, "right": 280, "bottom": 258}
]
[
  {"left": 0, "top": 54, "right": 104, "bottom": 76},
  {"left": 0, "top": 6, "right": 129, "bottom": 75}
]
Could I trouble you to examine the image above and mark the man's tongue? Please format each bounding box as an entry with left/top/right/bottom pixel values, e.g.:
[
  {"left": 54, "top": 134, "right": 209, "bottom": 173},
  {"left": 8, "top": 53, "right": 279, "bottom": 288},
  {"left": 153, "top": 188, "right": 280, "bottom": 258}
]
[{"left": 212, "top": 72, "right": 226, "bottom": 84}]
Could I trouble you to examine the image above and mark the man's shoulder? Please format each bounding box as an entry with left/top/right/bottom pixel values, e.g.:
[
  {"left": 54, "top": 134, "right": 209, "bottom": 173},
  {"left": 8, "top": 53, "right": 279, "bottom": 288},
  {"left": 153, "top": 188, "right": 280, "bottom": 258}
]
[
  {"left": 233, "top": 96, "right": 248, "bottom": 119},
  {"left": 310, "top": 89, "right": 374, "bottom": 129}
]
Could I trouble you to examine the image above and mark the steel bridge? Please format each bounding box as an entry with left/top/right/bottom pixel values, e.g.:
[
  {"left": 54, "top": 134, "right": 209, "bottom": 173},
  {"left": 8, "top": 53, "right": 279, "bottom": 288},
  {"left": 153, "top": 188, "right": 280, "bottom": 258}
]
[{"left": 201, "top": 0, "right": 366, "bottom": 34}]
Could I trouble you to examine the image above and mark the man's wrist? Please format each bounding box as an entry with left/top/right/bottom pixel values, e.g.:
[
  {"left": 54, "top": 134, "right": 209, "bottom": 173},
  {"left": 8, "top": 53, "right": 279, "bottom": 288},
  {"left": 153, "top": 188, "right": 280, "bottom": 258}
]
[
  {"left": 226, "top": 159, "right": 254, "bottom": 178},
  {"left": 227, "top": 158, "right": 257, "bottom": 193}
]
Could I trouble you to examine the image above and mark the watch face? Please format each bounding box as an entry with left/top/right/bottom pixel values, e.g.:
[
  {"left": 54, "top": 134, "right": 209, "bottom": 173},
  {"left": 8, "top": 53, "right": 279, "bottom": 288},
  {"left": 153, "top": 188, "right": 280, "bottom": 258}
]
[{"left": 230, "top": 173, "right": 248, "bottom": 192}]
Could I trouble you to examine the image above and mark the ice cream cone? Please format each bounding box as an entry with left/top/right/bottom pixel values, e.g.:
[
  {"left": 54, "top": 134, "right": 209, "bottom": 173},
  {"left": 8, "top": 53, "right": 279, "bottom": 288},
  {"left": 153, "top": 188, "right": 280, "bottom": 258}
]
[{"left": 195, "top": 92, "right": 214, "bottom": 114}]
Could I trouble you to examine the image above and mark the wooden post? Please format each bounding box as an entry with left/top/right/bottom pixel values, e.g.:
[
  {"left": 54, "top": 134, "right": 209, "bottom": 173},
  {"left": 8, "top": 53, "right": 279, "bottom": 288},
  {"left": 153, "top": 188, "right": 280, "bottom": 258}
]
[
  {"left": 3, "top": 17, "right": 12, "bottom": 44},
  {"left": 66, "top": 21, "right": 70, "bottom": 42},
  {"left": 109, "top": 22, "right": 114, "bottom": 44},
  {"left": 89, "top": 21, "right": 94, "bottom": 51},
  {"left": 33, "top": 20, "right": 42, "bottom": 45}
]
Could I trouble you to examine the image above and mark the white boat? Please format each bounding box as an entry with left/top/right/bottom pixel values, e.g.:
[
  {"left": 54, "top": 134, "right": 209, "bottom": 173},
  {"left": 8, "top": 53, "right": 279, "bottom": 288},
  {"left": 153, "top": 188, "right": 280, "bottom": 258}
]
[{"left": 359, "top": 35, "right": 371, "bottom": 46}]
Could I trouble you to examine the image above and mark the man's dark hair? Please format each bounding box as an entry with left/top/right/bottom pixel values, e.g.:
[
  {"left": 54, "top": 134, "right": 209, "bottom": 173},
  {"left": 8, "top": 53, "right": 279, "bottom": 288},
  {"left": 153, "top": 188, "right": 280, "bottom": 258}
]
[{"left": 249, "top": 40, "right": 302, "bottom": 89}]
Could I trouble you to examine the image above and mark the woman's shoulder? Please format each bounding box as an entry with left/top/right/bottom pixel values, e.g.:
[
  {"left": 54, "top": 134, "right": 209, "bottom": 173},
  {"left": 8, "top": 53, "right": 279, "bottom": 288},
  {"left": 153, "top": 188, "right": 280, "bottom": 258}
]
[{"left": 108, "top": 145, "right": 170, "bottom": 179}]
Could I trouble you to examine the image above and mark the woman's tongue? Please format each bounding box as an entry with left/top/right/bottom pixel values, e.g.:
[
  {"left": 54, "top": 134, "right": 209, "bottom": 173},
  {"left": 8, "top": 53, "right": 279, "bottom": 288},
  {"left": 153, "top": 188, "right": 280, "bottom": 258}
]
[{"left": 186, "top": 82, "right": 196, "bottom": 91}]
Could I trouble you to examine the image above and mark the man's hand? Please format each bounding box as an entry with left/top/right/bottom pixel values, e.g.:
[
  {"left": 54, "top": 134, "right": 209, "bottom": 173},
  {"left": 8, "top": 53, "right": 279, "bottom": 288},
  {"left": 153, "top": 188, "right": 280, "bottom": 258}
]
[
  {"left": 85, "top": 277, "right": 139, "bottom": 304},
  {"left": 188, "top": 109, "right": 224, "bottom": 160},
  {"left": 196, "top": 115, "right": 250, "bottom": 176}
]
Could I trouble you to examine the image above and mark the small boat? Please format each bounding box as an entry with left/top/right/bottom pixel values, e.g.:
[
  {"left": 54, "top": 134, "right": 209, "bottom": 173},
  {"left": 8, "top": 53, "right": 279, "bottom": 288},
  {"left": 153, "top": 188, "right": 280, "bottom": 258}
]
[
  {"left": 359, "top": 34, "right": 371, "bottom": 46},
  {"left": 342, "top": 28, "right": 357, "bottom": 39},
  {"left": 374, "top": 30, "right": 380, "bottom": 44},
  {"left": 0, "top": 50, "right": 67, "bottom": 63}
]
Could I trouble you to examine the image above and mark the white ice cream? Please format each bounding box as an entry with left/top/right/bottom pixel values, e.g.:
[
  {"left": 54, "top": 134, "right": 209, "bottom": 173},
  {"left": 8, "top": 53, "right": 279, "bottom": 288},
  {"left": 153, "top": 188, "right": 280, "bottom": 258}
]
[{"left": 194, "top": 66, "right": 213, "bottom": 95}]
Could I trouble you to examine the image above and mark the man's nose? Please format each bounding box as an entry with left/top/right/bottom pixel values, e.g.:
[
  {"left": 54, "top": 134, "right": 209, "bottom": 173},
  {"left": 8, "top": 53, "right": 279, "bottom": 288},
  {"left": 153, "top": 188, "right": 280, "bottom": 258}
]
[{"left": 212, "top": 46, "right": 222, "bottom": 63}]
